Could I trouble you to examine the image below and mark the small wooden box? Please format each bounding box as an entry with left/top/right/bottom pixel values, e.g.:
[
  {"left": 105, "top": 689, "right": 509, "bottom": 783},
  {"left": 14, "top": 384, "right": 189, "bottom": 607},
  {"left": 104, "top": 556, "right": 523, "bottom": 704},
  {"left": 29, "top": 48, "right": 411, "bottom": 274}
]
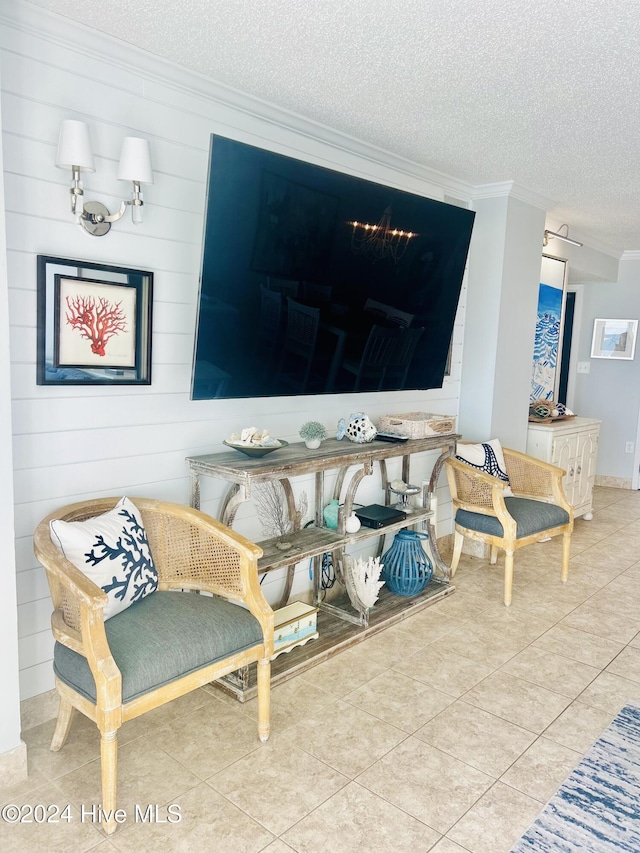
[
  {"left": 272, "top": 601, "right": 319, "bottom": 659},
  {"left": 379, "top": 411, "right": 456, "bottom": 438}
]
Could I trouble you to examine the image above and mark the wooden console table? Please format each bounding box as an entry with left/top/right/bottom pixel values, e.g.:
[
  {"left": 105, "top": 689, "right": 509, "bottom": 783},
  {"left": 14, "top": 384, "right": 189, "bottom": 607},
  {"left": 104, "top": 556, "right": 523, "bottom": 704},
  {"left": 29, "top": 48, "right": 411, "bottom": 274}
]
[{"left": 186, "top": 434, "right": 459, "bottom": 700}]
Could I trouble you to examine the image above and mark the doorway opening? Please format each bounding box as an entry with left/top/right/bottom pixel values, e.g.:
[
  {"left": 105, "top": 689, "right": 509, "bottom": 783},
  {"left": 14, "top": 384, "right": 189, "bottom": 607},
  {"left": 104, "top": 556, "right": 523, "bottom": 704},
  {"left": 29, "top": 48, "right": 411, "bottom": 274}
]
[{"left": 557, "top": 290, "right": 576, "bottom": 406}]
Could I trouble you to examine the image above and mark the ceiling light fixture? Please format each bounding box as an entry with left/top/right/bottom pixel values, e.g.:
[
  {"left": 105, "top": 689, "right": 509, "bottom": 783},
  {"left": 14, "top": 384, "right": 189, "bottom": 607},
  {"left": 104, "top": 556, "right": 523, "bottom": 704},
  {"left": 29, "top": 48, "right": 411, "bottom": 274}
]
[
  {"left": 349, "top": 207, "right": 417, "bottom": 263},
  {"left": 56, "top": 120, "right": 153, "bottom": 236},
  {"left": 543, "top": 223, "right": 583, "bottom": 248}
]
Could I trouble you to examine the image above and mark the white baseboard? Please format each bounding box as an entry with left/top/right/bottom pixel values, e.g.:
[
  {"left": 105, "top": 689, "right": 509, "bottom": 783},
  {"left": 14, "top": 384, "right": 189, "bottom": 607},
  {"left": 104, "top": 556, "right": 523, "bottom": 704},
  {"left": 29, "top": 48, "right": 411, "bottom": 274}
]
[{"left": 595, "top": 476, "right": 633, "bottom": 489}]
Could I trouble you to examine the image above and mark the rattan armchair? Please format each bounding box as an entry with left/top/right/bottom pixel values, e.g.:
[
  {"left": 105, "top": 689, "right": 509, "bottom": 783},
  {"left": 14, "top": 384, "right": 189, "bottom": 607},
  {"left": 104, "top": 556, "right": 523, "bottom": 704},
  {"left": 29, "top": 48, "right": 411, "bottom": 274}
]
[
  {"left": 33, "top": 497, "right": 274, "bottom": 835},
  {"left": 445, "top": 446, "right": 574, "bottom": 606}
]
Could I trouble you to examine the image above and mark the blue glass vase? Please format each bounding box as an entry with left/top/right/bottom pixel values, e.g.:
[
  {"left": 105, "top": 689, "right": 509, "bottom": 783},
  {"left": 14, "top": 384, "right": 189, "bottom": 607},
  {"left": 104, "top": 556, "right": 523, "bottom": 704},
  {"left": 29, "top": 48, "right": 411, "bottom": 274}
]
[{"left": 381, "top": 530, "right": 433, "bottom": 596}]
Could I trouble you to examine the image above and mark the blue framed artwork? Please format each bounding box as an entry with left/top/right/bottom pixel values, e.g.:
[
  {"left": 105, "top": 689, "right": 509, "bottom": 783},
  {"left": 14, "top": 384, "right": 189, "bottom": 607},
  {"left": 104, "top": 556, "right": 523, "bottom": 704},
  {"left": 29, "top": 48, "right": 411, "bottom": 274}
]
[
  {"left": 531, "top": 254, "right": 567, "bottom": 401},
  {"left": 591, "top": 318, "right": 638, "bottom": 360}
]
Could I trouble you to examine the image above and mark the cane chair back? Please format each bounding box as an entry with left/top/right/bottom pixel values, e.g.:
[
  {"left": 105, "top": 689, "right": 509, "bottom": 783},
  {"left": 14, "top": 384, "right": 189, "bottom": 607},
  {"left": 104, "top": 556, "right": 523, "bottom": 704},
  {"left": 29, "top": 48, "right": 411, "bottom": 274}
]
[
  {"left": 34, "top": 497, "right": 273, "bottom": 835},
  {"left": 445, "top": 445, "right": 573, "bottom": 605}
]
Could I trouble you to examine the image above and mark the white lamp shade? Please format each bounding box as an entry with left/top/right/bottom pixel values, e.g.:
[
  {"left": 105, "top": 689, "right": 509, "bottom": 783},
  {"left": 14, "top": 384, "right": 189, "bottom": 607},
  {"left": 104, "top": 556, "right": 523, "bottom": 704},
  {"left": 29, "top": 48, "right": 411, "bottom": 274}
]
[
  {"left": 117, "top": 137, "right": 153, "bottom": 184},
  {"left": 55, "top": 120, "right": 95, "bottom": 171}
]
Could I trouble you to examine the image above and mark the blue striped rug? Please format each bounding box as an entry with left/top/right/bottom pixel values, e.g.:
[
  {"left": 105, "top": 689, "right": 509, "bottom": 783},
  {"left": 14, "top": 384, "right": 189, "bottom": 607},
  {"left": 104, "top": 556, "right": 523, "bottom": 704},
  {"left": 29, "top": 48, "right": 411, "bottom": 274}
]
[{"left": 511, "top": 703, "right": 640, "bottom": 852}]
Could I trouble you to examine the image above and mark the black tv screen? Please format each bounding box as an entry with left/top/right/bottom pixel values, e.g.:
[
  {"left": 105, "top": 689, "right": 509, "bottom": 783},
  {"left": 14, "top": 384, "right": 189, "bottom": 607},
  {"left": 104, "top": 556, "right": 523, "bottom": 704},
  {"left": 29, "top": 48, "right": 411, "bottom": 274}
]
[{"left": 192, "top": 135, "right": 475, "bottom": 400}]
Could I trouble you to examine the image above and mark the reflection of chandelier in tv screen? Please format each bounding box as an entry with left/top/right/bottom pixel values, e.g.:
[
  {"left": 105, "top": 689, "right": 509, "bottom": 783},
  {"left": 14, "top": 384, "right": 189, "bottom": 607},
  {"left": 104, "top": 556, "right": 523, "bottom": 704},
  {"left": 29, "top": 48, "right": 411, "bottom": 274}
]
[{"left": 349, "top": 207, "right": 417, "bottom": 262}]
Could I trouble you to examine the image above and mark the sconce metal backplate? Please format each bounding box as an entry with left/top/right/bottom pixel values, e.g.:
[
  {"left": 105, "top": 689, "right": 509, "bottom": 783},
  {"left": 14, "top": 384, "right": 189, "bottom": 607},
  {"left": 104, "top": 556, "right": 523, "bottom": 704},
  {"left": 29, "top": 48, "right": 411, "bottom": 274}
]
[{"left": 80, "top": 201, "right": 112, "bottom": 237}]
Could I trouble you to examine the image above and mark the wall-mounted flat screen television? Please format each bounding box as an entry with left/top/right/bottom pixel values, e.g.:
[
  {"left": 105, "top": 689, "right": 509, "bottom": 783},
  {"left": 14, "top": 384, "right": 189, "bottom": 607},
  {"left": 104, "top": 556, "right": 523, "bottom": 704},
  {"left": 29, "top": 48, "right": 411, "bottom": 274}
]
[{"left": 191, "top": 135, "right": 475, "bottom": 400}]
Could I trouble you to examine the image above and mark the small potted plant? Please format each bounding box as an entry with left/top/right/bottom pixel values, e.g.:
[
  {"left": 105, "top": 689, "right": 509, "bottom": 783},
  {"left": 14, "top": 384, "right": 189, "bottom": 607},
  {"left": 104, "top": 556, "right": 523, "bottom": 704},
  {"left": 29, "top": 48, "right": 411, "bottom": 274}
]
[{"left": 299, "top": 421, "right": 327, "bottom": 450}]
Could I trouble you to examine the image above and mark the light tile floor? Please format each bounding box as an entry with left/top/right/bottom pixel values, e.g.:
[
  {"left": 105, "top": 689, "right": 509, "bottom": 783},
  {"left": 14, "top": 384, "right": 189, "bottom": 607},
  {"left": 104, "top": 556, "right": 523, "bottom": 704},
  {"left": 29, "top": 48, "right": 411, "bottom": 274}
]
[{"left": 3, "top": 486, "right": 640, "bottom": 852}]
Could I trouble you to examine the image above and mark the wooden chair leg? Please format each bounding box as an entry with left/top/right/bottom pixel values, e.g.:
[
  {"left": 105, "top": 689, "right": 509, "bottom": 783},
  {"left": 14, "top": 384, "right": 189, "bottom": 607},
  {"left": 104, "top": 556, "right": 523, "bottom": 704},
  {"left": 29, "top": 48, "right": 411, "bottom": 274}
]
[
  {"left": 503, "top": 550, "right": 515, "bottom": 606},
  {"left": 561, "top": 531, "right": 571, "bottom": 582},
  {"left": 490, "top": 546, "right": 498, "bottom": 565},
  {"left": 100, "top": 731, "right": 118, "bottom": 835},
  {"left": 50, "top": 696, "right": 75, "bottom": 752},
  {"left": 256, "top": 657, "right": 271, "bottom": 743},
  {"left": 450, "top": 530, "right": 464, "bottom": 577}
]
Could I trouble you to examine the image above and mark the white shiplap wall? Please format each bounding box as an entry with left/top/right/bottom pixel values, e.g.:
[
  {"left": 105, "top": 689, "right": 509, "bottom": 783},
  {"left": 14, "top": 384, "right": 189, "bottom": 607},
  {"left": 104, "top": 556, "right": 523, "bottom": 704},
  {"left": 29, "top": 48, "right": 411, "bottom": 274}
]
[{"left": 2, "top": 2, "right": 470, "bottom": 701}]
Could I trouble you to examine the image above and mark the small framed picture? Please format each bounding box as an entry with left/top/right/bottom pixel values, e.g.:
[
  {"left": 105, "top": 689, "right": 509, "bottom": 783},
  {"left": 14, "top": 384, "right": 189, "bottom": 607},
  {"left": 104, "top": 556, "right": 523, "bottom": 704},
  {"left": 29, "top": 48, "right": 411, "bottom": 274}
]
[
  {"left": 590, "top": 318, "right": 638, "bottom": 361},
  {"left": 37, "top": 256, "right": 153, "bottom": 385}
]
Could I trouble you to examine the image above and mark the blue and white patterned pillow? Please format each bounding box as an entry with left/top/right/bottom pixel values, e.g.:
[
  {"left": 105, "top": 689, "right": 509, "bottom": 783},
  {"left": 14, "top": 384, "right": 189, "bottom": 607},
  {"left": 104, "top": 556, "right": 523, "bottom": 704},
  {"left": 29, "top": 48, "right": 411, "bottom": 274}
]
[
  {"left": 455, "top": 439, "right": 514, "bottom": 496},
  {"left": 50, "top": 497, "right": 158, "bottom": 620}
]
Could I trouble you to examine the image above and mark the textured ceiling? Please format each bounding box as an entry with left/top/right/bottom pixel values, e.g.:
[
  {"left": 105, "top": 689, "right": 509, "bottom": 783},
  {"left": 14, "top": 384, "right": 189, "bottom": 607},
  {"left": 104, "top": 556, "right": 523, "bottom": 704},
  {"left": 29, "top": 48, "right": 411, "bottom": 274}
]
[{"left": 26, "top": 0, "right": 640, "bottom": 253}]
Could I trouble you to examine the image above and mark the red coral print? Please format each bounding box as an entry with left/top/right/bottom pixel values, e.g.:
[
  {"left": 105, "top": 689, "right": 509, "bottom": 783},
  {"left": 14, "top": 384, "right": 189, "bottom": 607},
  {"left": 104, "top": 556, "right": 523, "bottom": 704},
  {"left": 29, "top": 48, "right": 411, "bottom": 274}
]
[{"left": 65, "top": 295, "right": 127, "bottom": 356}]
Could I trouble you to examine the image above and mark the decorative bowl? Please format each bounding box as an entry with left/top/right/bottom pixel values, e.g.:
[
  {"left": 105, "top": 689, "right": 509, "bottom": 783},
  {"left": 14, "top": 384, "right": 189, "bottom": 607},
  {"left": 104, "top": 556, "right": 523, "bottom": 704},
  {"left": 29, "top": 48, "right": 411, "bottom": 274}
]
[{"left": 223, "top": 439, "right": 289, "bottom": 458}]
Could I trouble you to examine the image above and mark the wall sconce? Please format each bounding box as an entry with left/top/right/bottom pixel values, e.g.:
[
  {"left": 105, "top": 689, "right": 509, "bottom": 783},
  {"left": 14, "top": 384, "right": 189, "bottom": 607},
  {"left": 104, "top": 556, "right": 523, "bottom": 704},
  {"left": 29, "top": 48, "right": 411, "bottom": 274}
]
[
  {"left": 543, "top": 223, "right": 583, "bottom": 248},
  {"left": 55, "top": 120, "right": 153, "bottom": 236}
]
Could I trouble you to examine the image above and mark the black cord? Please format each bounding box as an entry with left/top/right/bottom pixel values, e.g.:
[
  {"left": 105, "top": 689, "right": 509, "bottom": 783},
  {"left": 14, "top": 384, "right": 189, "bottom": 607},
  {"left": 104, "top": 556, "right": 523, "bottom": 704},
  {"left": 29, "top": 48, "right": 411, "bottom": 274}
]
[
  {"left": 321, "top": 551, "right": 336, "bottom": 590},
  {"left": 301, "top": 521, "right": 336, "bottom": 596}
]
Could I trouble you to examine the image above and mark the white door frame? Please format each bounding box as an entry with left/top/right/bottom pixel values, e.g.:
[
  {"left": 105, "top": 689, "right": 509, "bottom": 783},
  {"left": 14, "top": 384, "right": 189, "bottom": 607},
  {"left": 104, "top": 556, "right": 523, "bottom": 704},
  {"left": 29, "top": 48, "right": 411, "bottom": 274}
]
[{"left": 564, "top": 284, "right": 583, "bottom": 414}]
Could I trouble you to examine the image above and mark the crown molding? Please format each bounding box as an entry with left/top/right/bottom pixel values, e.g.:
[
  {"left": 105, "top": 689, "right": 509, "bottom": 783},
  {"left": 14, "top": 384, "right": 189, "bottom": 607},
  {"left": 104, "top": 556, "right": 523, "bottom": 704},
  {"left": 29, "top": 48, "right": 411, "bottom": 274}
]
[
  {"left": 471, "top": 186, "right": 623, "bottom": 257},
  {"left": 4, "top": 2, "right": 636, "bottom": 255},
  {"left": 621, "top": 250, "right": 640, "bottom": 262},
  {"left": 2, "top": 0, "right": 477, "bottom": 202},
  {"left": 471, "top": 181, "right": 556, "bottom": 211}
]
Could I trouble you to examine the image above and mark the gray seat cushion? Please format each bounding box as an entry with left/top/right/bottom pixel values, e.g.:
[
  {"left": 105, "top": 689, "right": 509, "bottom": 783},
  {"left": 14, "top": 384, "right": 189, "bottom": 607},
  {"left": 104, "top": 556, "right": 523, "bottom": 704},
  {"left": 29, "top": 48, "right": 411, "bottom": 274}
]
[
  {"left": 456, "top": 497, "right": 570, "bottom": 539},
  {"left": 54, "top": 590, "right": 264, "bottom": 704}
]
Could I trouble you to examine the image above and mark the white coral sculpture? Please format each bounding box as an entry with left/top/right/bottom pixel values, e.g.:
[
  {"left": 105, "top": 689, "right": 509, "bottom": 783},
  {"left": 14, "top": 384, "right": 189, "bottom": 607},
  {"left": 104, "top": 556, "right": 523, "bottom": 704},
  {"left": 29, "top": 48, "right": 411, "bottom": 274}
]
[{"left": 345, "top": 555, "right": 385, "bottom": 613}]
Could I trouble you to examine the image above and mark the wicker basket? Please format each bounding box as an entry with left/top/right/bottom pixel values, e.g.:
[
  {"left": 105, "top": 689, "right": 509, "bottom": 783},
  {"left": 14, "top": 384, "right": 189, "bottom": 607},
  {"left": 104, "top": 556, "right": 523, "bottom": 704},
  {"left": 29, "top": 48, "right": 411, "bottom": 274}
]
[{"left": 378, "top": 412, "right": 456, "bottom": 439}]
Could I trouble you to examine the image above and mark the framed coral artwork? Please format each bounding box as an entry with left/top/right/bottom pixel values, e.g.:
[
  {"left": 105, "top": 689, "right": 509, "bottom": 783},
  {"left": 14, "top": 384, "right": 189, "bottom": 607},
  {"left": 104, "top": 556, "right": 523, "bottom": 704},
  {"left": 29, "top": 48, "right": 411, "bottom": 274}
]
[{"left": 37, "top": 255, "right": 153, "bottom": 385}]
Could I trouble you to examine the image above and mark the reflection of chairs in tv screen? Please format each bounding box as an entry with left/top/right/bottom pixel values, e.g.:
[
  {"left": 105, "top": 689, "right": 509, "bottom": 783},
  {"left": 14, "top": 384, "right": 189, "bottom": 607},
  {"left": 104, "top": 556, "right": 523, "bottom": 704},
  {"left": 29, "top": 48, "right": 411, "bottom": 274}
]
[
  {"left": 254, "top": 284, "right": 286, "bottom": 385},
  {"left": 276, "top": 297, "right": 321, "bottom": 393},
  {"left": 301, "top": 281, "right": 332, "bottom": 304},
  {"left": 340, "top": 325, "right": 402, "bottom": 391},
  {"left": 340, "top": 324, "right": 424, "bottom": 392},
  {"left": 364, "top": 298, "right": 414, "bottom": 328},
  {"left": 266, "top": 276, "right": 299, "bottom": 298},
  {"left": 385, "top": 326, "right": 424, "bottom": 389},
  {"left": 192, "top": 361, "right": 231, "bottom": 399},
  {"left": 257, "top": 284, "right": 284, "bottom": 369}
]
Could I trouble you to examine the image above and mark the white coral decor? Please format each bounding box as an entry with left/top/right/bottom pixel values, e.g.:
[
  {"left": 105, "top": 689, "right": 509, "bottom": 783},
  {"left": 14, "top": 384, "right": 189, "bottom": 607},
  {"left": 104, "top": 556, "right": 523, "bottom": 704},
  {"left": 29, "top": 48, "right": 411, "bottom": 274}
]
[{"left": 346, "top": 556, "right": 385, "bottom": 612}]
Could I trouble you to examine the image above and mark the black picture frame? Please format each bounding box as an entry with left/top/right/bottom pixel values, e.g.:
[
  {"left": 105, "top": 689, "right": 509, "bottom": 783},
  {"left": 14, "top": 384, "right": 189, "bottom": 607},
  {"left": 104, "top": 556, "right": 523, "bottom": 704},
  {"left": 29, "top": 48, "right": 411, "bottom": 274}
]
[{"left": 37, "top": 255, "right": 153, "bottom": 385}]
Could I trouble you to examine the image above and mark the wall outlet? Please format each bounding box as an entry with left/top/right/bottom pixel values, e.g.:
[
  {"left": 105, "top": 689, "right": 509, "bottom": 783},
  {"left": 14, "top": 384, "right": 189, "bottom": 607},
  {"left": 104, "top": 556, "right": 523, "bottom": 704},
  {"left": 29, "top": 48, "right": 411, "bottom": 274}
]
[
  {"left": 577, "top": 362, "right": 591, "bottom": 374},
  {"left": 626, "top": 442, "right": 635, "bottom": 454}
]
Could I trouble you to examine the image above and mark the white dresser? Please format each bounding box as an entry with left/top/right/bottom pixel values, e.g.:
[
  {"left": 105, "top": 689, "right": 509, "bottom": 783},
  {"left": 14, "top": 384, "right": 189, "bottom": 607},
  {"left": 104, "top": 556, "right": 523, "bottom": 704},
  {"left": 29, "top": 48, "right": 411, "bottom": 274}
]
[{"left": 526, "top": 417, "right": 600, "bottom": 519}]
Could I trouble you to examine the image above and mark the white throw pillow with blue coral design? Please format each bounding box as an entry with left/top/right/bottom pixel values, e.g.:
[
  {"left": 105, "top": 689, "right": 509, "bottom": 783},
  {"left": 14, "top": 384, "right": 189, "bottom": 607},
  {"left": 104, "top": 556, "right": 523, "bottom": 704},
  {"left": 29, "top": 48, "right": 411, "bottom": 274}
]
[
  {"left": 50, "top": 497, "right": 158, "bottom": 620},
  {"left": 455, "top": 439, "right": 514, "bottom": 497}
]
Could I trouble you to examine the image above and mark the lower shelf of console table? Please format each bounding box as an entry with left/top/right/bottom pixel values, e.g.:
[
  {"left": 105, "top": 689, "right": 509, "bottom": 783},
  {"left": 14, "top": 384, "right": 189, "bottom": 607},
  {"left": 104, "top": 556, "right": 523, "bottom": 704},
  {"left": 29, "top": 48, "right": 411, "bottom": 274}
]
[{"left": 213, "top": 578, "right": 455, "bottom": 702}]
